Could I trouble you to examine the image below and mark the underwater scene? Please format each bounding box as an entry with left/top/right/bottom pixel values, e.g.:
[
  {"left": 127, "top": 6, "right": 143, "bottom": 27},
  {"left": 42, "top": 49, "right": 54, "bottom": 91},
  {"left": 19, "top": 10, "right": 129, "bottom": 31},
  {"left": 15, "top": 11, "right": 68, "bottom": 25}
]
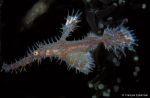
[{"left": 0, "top": 0, "right": 149, "bottom": 97}]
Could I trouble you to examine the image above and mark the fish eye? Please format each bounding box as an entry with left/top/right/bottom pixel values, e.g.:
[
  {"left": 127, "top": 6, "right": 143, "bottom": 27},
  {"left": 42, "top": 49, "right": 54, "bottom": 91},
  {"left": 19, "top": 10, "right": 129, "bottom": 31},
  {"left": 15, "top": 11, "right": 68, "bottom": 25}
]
[{"left": 33, "top": 51, "right": 39, "bottom": 56}]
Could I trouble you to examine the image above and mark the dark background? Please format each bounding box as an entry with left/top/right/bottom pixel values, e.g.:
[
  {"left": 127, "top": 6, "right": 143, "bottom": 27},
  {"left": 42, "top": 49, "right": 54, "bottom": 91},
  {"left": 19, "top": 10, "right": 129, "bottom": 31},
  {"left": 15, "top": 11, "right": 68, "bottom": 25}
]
[{"left": 0, "top": 0, "right": 149, "bottom": 97}]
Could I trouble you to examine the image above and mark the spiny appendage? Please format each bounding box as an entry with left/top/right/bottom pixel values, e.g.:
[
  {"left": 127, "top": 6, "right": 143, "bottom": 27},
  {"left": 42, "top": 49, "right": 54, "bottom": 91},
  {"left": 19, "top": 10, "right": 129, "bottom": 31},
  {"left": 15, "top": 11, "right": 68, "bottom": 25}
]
[
  {"left": 1, "top": 41, "right": 47, "bottom": 73},
  {"left": 2, "top": 63, "right": 13, "bottom": 72},
  {"left": 66, "top": 51, "right": 95, "bottom": 75},
  {"left": 61, "top": 10, "right": 82, "bottom": 39},
  {"left": 1, "top": 56, "right": 33, "bottom": 73},
  {"left": 1, "top": 46, "right": 43, "bottom": 73},
  {"left": 1, "top": 51, "right": 62, "bottom": 73},
  {"left": 102, "top": 21, "right": 137, "bottom": 57}
]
